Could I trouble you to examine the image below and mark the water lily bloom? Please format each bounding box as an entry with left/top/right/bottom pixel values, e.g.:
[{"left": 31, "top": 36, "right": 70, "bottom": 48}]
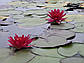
[
  {"left": 8, "top": 34, "right": 33, "bottom": 49},
  {"left": 46, "top": 9, "right": 66, "bottom": 24}
]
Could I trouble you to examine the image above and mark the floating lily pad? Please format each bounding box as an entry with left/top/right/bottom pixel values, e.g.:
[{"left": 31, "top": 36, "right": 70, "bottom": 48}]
[
  {"left": 0, "top": 5, "right": 14, "bottom": 11},
  {"left": 1, "top": 49, "right": 35, "bottom": 63},
  {"left": 13, "top": 15, "right": 24, "bottom": 19},
  {"left": 40, "top": 29, "right": 75, "bottom": 40},
  {"left": 51, "top": 23, "right": 75, "bottom": 30},
  {"left": 29, "top": 56, "right": 60, "bottom": 63},
  {"left": 7, "top": 24, "right": 50, "bottom": 37},
  {"left": 60, "top": 57, "right": 84, "bottom": 63},
  {"left": 65, "top": 15, "right": 84, "bottom": 22},
  {"left": 0, "top": 48, "right": 11, "bottom": 62},
  {"left": 23, "top": 10, "right": 47, "bottom": 16},
  {"left": 71, "top": 22, "right": 84, "bottom": 32},
  {"left": 48, "top": 1, "right": 57, "bottom": 4},
  {"left": 0, "top": 21, "right": 12, "bottom": 26},
  {"left": 32, "top": 35, "right": 70, "bottom": 48},
  {"left": 0, "top": 10, "right": 22, "bottom": 16},
  {"left": 32, "top": 48, "right": 64, "bottom": 58},
  {"left": 58, "top": 43, "right": 84, "bottom": 57},
  {"left": 32, "top": 15, "right": 47, "bottom": 18},
  {"left": 8, "top": 1, "right": 29, "bottom": 7},
  {"left": 16, "top": 17, "right": 47, "bottom": 27}
]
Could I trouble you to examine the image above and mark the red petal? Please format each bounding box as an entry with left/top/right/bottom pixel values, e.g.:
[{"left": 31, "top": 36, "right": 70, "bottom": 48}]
[
  {"left": 8, "top": 44, "right": 13, "bottom": 47},
  {"left": 60, "top": 10, "right": 64, "bottom": 15},
  {"left": 57, "top": 9, "right": 60, "bottom": 13},
  {"left": 62, "top": 13, "right": 66, "bottom": 17},
  {"left": 54, "top": 9, "right": 57, "bottom": 13}
]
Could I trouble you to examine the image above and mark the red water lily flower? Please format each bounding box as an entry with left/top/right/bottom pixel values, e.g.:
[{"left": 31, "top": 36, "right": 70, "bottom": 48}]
[
  {"left": 46, "top": 9, "right": 66, "bottom": 24},
  {"left": 8, "top": 34, "right": 33, "bottom": 49}
]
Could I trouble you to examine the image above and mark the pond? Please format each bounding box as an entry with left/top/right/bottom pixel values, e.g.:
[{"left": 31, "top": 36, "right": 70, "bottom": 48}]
[{"left": 0, "top": 0, "right": 84, "bottom": 63}]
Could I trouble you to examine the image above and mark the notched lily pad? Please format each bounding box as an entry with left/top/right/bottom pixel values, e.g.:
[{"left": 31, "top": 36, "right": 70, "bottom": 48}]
[
  {"left": 32, "top": 35, "right": 71, "bottom": 48},
  {"left": 51, "top": 23, "right": 75, "bottom": 30}
]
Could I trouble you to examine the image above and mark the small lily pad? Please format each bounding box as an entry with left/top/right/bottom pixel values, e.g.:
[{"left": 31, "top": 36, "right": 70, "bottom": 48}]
[
  {"left": 32, "top": 48, "right": 64, "bottom": 58},
  {"left": 51, "top": 23, "right": 75, "bottom": 30},
  {"left": 60, "top": 57, "right": 84, "bottom": 63},
  {"left": 28, "top": 56, "right": 60, "bottom": 63},
  {"left": 58, "top": 43, "right": 84, "bottom": 57},
  {"left": 32, "top": 35, "right": 70, "bottom": 48}
]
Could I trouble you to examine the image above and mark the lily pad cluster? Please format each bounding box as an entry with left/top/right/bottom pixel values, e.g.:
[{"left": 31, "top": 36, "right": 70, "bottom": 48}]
[{"left": 0, "top": 0, "right": 84, "bottom": 63}]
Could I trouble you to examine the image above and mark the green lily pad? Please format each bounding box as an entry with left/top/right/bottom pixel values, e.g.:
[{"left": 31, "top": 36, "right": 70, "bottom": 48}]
[
  {"left": 0, "top": 48, "right": 10, "bottom": 58},
  {"left": 7, "top": 24, "right": 50, "bottom": 37},
  {"left": 8, "top": 1, "right": 29, "bottom": 7},
  {"left": 0, "top": 21, "right": 12, "bottom": 26},
  {"left": 16, "top": 17, "right": 47, "bottom": 27},
  {"left": 13, "top": 15, "right": 24, "bottom": 19},
  {"left": 0, "top": 48, "right": 11, "bottom": 62},
  {"left": 71, "top": 22, "right": 84, "bottom": 32},
  {"left": 40, "top": 29, "right": 75, "bottom": 40},
  {"left": 48, "top": 1, "right": 57, "bottom": 4},
  {"left": 65, "top": 15, "right": 84, "bottom": 22},
  {"left": 51, "top": 23, "right": 75, "bottom": 30},
  {"left": 32, "top": 15, "right": 47, "bottom": 18},
  {"left": 0, "top": 10, "right": 22, "bottom": 16},
  {"left": 60, "top": 57, "right": 84, "bottom": 63},
  {"left": 1, "top": 49, "right": 35, "bottom": 63},
  {"left": 23, "top": 10, "right": 47, "bottom": 16},
  {"left": 0, "top": 5, "right": 14, "bottom": 11},
  {"left": 32, "top": 48, "right": 64, "bottom": 58},
  {"left": 32, "top": 35, "right": 70, "bottom": 48},
  {"left": 28, "top": 56, "right": 60, "bottom": 63},
  {"left": 58, "top": 43, "right": 84, "bottom": 57}
]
